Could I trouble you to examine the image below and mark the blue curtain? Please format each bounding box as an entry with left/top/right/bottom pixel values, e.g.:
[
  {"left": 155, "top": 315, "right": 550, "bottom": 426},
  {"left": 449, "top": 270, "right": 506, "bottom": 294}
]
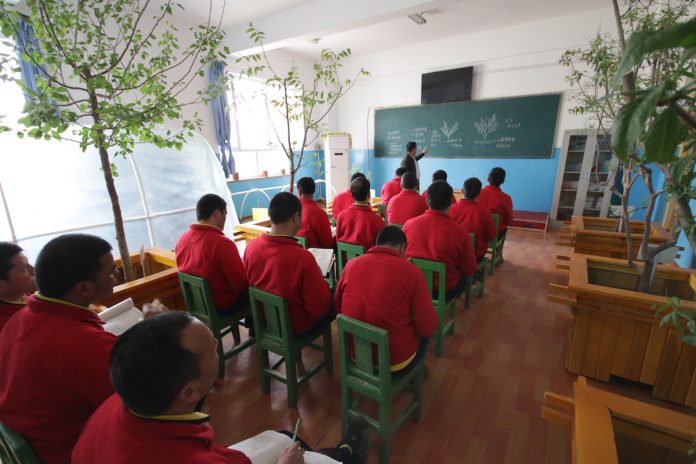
[
  {"left": 15, "top": 19, "right": 46, "bottom": 102},
  {"left": 208, "top": 61, "right": 236, "bottom": 177}
]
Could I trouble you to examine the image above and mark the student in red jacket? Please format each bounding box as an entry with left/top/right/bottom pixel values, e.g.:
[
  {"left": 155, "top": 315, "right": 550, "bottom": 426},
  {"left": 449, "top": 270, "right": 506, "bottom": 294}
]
[
  {"left": 380, "top": 167, "right": 406, "bottom": 204},
  {"left": 450, "top": 177, "right": 496, "bottom": 261},
  {"left": 335, "top": 177, "right": 385, "bottom": 251},
  {"left": 387, "top": 171, "right": 427, "bottom": 226},
  {"left": 0, "top": 234, "right": 118, "bottom": 464},
  {"left": 296, "top": 177, "right": 333, "bottom": 249},
  {"left": 421, "top": 170, "right": 456, "bottom": 204},
  {"left": 403, "top": 181, "right": 477, "bottom": 302},
  {"left": 477, "top": 167, "right": 513, "bottom": 239},
  {"left": 0, "top": 242, "right": 36, "bottom": 334},
  {"left": 73, "top": 312, "right": 369, "bottom": 464},
  {"left": 332, "top": 172, "right": 366, "bottom": 219},
  {"left": 176, "top": 194, "right": 248, "bottom": 314},
  {"left": 335, "top": 226, "right": 437, "bottom": 372},
  {"left": 244, "top": 192, "right": 333, "bottom": 335}
]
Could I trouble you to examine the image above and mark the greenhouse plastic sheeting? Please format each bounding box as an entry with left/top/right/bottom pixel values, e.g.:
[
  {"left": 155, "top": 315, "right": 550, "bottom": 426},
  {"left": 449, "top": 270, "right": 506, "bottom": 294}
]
[{"left": 0, "top": 129, "right": 238, "bottom": 260}]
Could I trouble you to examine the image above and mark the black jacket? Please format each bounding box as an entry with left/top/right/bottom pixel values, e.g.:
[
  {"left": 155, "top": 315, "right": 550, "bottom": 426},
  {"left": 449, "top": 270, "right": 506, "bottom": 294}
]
[{"left": 400, "top": 152, "right": 426, "bottom": 177}]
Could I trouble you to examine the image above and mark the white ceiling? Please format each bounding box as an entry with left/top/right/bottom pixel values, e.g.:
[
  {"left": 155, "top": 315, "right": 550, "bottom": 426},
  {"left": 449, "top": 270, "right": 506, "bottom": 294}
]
[{"left": 171, "top": 0, "right": 611, "bottom": 58}]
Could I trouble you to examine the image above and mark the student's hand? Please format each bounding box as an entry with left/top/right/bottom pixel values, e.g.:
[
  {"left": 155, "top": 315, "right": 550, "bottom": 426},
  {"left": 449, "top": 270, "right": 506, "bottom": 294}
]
[
  {"left": 277, "top": 443, "right": 305, "bottom": 464},
  {"left": 142, "top": 299, "right": 169, "bottom": 319}
]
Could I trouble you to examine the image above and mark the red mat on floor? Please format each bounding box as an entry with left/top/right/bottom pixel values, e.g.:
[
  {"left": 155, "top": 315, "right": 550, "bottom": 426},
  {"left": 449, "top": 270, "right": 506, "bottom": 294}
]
[{"left": 510, "top": 210, "right": 549, "bottom": 232}]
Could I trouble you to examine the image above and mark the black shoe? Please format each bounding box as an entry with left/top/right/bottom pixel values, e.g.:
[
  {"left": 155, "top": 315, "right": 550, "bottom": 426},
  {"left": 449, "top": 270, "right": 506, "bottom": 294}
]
[{"left": 338, "top": 416, "right": 370, "bottom": 463}]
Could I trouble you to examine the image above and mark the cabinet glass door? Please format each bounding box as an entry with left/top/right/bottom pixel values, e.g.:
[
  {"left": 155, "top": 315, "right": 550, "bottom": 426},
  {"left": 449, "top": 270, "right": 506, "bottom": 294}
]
[
  {"left": 582, "top": 134, "right": 612, "bottom": 217},
  {"left": 556, "top": 134, "right": 586, "bottom": 221}
]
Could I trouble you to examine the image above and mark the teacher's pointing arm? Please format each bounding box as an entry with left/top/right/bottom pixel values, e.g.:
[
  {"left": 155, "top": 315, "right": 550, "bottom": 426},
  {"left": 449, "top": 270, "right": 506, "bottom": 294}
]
[{"left": 416, "top": 146, "right": 429, "bottom": 161}]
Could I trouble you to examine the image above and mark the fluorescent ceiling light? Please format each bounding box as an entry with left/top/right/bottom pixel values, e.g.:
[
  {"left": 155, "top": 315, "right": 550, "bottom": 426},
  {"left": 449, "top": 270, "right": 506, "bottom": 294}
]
[{"left": 408, "top": 13, "right": 427, "bottom": 25}]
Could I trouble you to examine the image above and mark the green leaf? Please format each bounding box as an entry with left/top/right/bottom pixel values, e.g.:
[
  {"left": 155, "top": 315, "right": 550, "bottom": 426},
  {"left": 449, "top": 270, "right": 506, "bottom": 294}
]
[
  {"left": 644, "top": 107, "right": 686, "bottom": 163},
  {"left": 682, "top": 335, "right": 696, "bottom": 346},
  {"left": 611, "top": 85, "right": 664, "bottom": 158}
]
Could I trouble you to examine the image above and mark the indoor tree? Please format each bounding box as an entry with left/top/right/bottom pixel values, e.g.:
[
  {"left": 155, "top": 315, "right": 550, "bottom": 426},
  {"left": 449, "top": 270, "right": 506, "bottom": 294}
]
[
  {"left": 559, "top": 0, "right": 694, "bottom": 291},
  {"left": 236, "top": 24, "right": 369, "bottom": 192},
  {"left": 0, "top": 0, "right": 228, "bottom": 281}
]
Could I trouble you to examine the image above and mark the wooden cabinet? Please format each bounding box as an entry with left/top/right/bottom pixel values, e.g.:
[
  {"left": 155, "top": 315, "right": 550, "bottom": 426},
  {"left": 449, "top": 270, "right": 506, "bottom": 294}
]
[{"left": 551, "top": 129, "right": 615, "bottom": 227}]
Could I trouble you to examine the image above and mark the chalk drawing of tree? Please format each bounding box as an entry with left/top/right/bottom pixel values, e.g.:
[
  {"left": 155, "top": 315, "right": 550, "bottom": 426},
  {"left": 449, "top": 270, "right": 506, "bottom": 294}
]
[
  {"left": 474, "top": 114, "right": 499, "bottom": 141},
  {"left": 440, "top": 120, "right": 460, "bottom": 142}
]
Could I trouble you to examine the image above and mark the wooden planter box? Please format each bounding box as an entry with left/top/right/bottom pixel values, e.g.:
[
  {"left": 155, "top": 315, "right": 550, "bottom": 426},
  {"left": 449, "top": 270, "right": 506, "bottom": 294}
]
[
  {"left": 99, "top": 247, "right": 183, "bottom": 310},
  {"left": 552, "top": 254, "right": 696, "bottom": 407},
  {"left": 568, "top": 216, "right": 669, "bottom": 260},
  {"left": 543, "top": 376, "right": 696, "bottom": 464},
  {"left": 235, "top": 217, "right": 271, "bottom": 241}
]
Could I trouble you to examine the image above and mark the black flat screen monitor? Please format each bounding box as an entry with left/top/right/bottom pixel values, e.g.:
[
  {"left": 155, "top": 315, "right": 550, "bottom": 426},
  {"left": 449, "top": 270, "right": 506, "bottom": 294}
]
[{"left": 421, "top": 67, "right": 473, "bottom": 104}]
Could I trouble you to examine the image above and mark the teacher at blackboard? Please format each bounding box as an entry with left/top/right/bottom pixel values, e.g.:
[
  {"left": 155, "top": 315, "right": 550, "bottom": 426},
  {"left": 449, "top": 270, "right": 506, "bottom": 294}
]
[{"left": 400, "top": 141, "right": 429, "bottom": 181}]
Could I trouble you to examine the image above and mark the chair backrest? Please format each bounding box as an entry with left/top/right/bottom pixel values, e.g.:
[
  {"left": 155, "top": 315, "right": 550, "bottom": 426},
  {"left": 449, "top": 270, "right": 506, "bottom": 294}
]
[
  {"left": 469, "top": 232, "right": 476, "bottom": 253},
  {"left": 490, "top": 214, "right": 500, "bottom": 246},
  {"left": 336, "top": 242, "right": 365, "bottom": 278},
  {"left": 294, "top": 236, "right": 308, "bottom": 249},
  {"left": 337, "top": 314, "right": 392, "bottom": 390},
  {"left": 248, "top": 287, "right": 292, "bottom": 351},
  {"left": 178, "top": 272, "right": 222, "bottom": 328},
  {"left": 377, "top": 204, "right": 388, "bottom": 224},
  {"left": 391, "top": 223, "right": 403, "bottom": 229},
  {"left": 0, "top": 422, "right": 42, "bottom": 464},
  {"left": 408, "top": 258, "right": 446, "bottom": 306}
]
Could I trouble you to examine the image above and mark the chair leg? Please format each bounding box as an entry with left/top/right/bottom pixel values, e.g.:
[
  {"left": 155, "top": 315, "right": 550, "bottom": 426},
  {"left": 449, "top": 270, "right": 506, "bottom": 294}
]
[
  {"left": 477, "top": 266, "right": 486, "bottom": 298},
  {"left": 464, "top": 276, "right": 473, "bottom": 309},
  {"left": 341, "top": 388, "right": 351, "bottom": 433},
  {"left": 489, "top": 249, "right": 496, "bottom": 276},
  {"left": 258, "top": 349, "right": 271, "bottom": 394},
  {"left": 324, "top": 327, "right": 334, "bottom": 375},
  {"left": 216, "top": 335, "right": 226, "bottom": 378},
  {"left": 412, "top": 365, "right": 425, "bottom": 422},
  {"left": 286, "top": 350, "right": 299, "bottom": 408},
  {"left": 378, "top": 401, "right": 393, "bottom": 464},
  {"left": 434, "top": 325, "right": 443, "bottom": 357},
  {"left": 447, "top": 301, "right": 456, "bottom": 336},
  {"left": 231, "top": 323, "right": 241, "bottom": 344}
]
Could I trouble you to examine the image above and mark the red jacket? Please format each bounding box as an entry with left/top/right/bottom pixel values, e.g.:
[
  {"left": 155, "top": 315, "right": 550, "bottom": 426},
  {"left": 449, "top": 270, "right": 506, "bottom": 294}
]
[
  {"left": 402, "top": 210, "right": 477, "bottom": 291},
  {"left": 332, "top": 189, "right": 353, "bottom": 218},
  {"left": 335, "top": 204, "right": 385, "bottom": 250},
  {"left": 387, "top": 190, "right": 427, "bottom": 226},
  {"left": 380, "top": 177, "right": 402, "bottom": 204},
  {"left": 176, "top": 224, "right": 248, "bottom": 309},
  {"left": 0, "top": 298, "right": 25, "bottom": 334},
  {"left": 478, "top": 185, "right": 513, "bottom": 232},
  {"left": 335, "top": 247, "right": 436, "bottom": 368},
  {"left": 0, "top": 295, "right": 116, "bottom": 464},
  {"left": 297, "top": 197, "right": 333, "bottom": 249},
  {"left": 72, "top": 394, "right": 251, "bottom": 464},
  {"left": 450, "top": 199, "right": 497, "bottom": 259},
  {"left": 244, "top": 234, "right": 331, "bottom": 334}
]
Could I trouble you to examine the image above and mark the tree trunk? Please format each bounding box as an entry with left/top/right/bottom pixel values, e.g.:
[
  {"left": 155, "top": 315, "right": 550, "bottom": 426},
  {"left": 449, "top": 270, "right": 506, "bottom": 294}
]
[{"left": 674, "top": 194, "right": 696, "bottom": 253}]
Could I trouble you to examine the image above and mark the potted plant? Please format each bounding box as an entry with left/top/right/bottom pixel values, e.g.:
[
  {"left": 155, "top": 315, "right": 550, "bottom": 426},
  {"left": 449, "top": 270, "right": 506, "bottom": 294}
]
[
  {"left": 553, "top": 0, "right": 696, "bottom": 405},
  {"left": 236, "top": 25, "right": 369, "bottom": 192}
]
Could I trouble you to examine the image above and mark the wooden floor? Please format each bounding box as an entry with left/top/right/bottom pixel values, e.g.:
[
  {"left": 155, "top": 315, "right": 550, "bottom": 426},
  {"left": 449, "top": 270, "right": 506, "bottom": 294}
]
[{"left": 205, "top": 229, "right": 694, "bottom": 463}]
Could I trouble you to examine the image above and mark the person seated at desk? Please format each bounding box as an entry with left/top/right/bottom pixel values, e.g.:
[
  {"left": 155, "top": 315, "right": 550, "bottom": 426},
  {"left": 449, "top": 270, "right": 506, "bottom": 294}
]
[
  {"left": 73, "top": 312, "right": 370, "bottom": 464},
  {"left": 387, "top": 172, "right": 427, "bottom": 226},
  {"left": 477, "top": 167, "right": 513, "bottom": 239},
  {"left": 176, "top": 193, "right": 248, "bottom": 314},
  {"left": 335, "top": 226, "right": 437, "bottom": 373},
  {"left": 296, "top": 177, "right": 333, "bottom": 249},
  {"left": 332, "top": 172, "right": 366, "bottom": 219},
  {"left": 450, "top": 177, "right": 496, "bottom": 262},
  {"left": 0, "top": 234, "right": 118, "bottom": 464},
  {"left": 244, "top": 192, "right": 333, "bottom": 335},
  {"left": 403, "top": 181, "right": 477, "bottom": 302},
  {"left": 421, "top": 170, "right": 456, "bottom": 204},
  {"left": 380, "top": 167, "right": 406, "bottom": 205},
  {"left": 335, "top": 177, "right": 385, "bottom": 251},
  {"left": 0, "top": 242, "right": 36, "bottom": 333}
]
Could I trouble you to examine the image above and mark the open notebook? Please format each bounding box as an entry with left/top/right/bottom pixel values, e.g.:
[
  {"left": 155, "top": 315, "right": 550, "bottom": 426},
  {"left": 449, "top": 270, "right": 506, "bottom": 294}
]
[
  {"left": 309, "top": 248, "right": 335, "bottom": 276},
  {"left": 98, "top": 298, "right": 143, "bottom": 335},
  {"left": 229, "top": 431, "right": 339, "bottom": 464}
]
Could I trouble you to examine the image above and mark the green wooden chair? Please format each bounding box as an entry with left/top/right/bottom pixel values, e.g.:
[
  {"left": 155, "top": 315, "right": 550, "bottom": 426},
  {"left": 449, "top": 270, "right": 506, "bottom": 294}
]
[
  {"left": 464, "top": 233, "right": 487, "bottom": 309},
  {"left": 408, "top": 258, "right": 455, "bottom": 357},
  {"left": 390, "top": 223, "right": 403, "bottom": 229},
  {"left": 488, "top": 214, "right": 506, "bottom": 276},
  {"left": 178, "top": 272, "right": 255, "bottom": 378},
  {"left": 248, "top": 287, "right": 333, "bottom": 408},
  {"left": 294, "top": 236, "right": 308, "bottom": 249},
  {"left": 336, "top": 242, "right": 365, "bottom": 279},
  {"left": 337, "top": 315, "right": 424, "bottom": 464},
  {"left": 0, "top": 422, "right": 42, "bottom": 464},
  {"left": 376, "top": 204, "right": 388, "bottom": 225}
]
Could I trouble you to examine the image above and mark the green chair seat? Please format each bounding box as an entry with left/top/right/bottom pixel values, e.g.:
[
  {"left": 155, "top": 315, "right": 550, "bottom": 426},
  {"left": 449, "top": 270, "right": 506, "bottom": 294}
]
[
  {"left": 337, "top": 315, "right": 424, "bottom": 464},
  {"left": 248, "top": 287, "right": 333, "bottom": 408},
  {"left": 178, "top": 272, "right": 255, "bottom": 378},
  {"left": 376, "top": 204, "right": 388, "bottom": 225},
  {"left": 336, "top": 242, "right": 365, "bottom": 279},
  {"left": 294, "top": 236, "right": 308, "bottom": 249},
  {"left": 407, "top": 258, "right": 455, "bottom": 357},
  {"left": 488, "top": 213, "right": 506, "bottom": 276},
  {"left": 464, "top": 233, "right": 487, "bottom": 309},
  {"left": 0, "top": 422, "right": 42, "bottom": 464}
]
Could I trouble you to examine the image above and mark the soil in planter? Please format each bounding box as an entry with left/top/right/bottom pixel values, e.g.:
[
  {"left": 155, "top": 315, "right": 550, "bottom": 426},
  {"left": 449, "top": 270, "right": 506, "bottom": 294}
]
[{"left": 587, "top": 265, "right": 696, "bottom": 300}]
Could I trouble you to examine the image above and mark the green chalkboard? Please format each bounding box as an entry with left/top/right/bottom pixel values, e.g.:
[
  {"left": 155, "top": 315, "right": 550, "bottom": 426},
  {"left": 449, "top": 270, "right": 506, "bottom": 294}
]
[{"left": 374, "top": 93, "right": 561, "bottom": 158}]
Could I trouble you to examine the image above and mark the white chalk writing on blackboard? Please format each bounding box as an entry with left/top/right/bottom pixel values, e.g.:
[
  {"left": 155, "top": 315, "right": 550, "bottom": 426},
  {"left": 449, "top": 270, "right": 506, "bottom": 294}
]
[
  {"left": 440, "top": 120, "right": 460, "bottom": 142},
  {"left": 474, "top": 114, "right": 499, "bottom": 141}
]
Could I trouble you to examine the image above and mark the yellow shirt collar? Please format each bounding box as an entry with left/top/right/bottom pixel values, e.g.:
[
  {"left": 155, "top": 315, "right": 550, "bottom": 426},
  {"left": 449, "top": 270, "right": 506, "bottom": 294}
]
[
  {"left": 35, "top": 292, "right": 91, "bottom": 311},
  {"left": 0, "top": 295, "right": 29, "bottom": 305},
  {"left": 129, "top": 410, "right": 209, "bottom": 422}
]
